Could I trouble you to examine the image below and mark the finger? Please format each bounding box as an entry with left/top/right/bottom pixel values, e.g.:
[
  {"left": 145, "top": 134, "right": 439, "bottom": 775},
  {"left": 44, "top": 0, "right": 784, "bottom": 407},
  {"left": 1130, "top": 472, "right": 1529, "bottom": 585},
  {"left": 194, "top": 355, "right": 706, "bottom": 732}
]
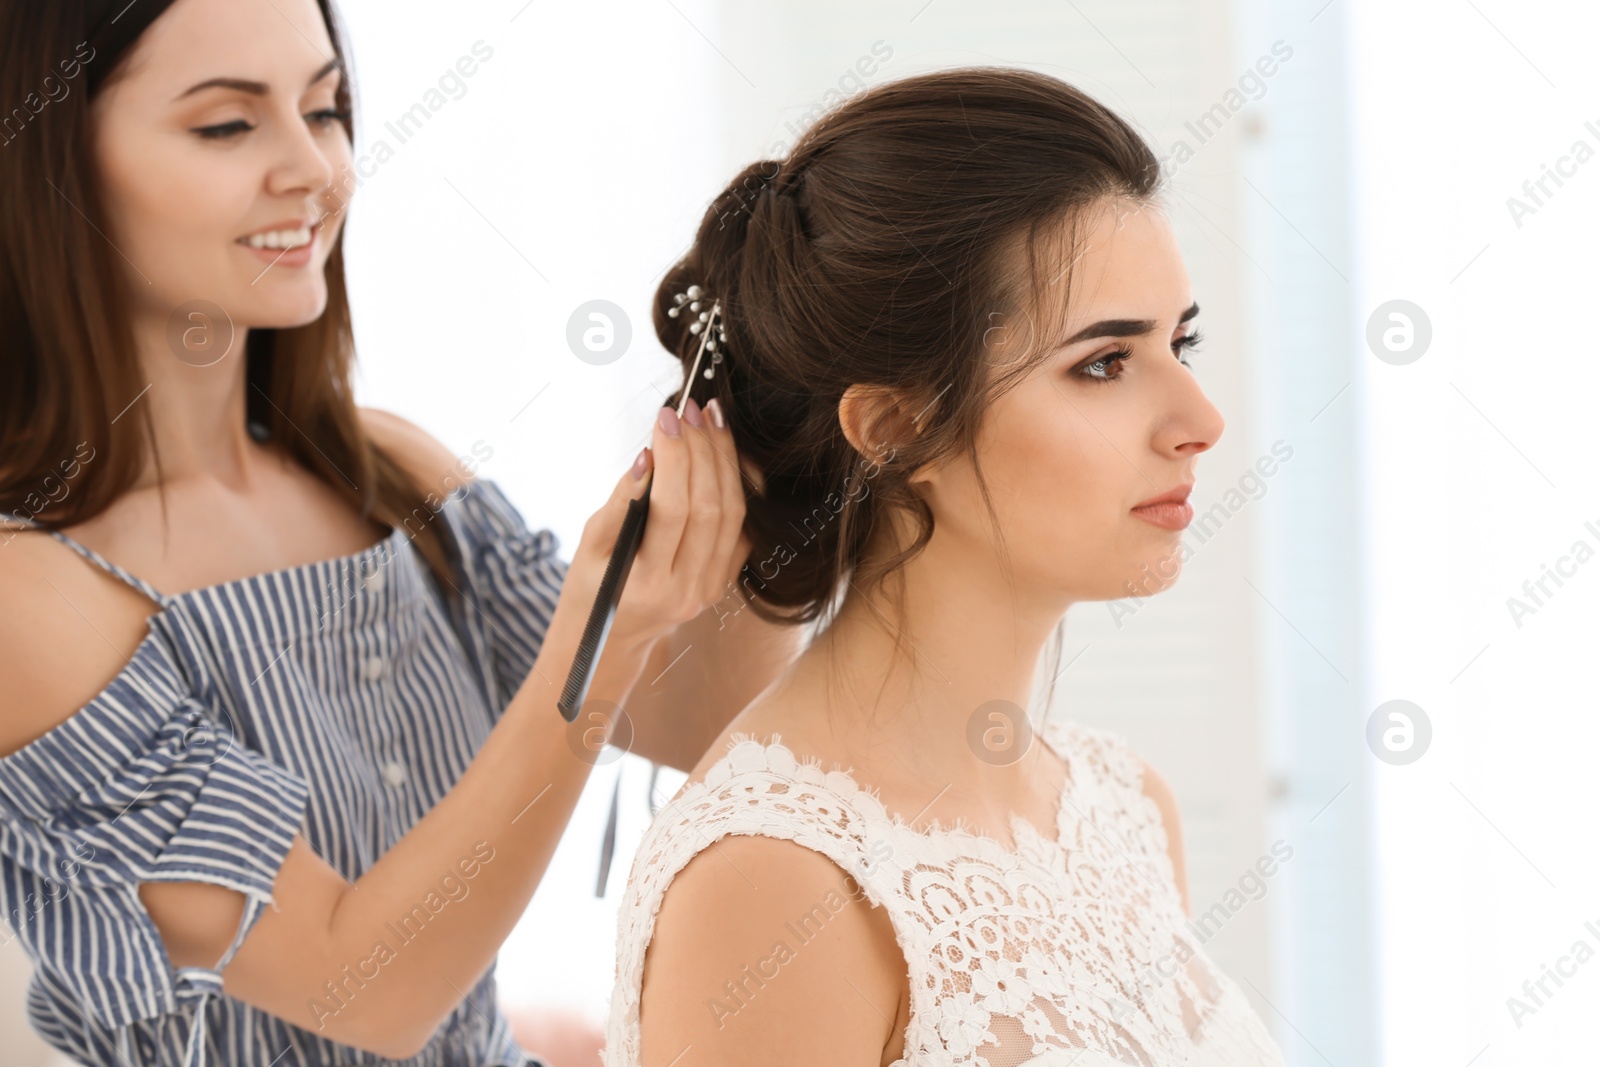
[
  {"left": 579, "top": 446, "right": 653, "bottom": 556},
  {"left": 632, "top": 405, "right": 689, "bottom": 583},
  {"left": 671, "top": 397, "right": 723, "bottom": 598},
  {"left": 699, "top": 398, "right": 748, "bottom": 603},
  {"left": 620, "top": 446, "right": 653, "bottom": 502}
]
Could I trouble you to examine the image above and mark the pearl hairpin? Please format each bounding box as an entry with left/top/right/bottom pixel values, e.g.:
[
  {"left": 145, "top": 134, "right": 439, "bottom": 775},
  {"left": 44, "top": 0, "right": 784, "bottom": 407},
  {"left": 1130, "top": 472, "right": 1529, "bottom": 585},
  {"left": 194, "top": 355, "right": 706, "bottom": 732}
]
[{"left": 666, "top": 284, "right": 728, "bottom": 380}]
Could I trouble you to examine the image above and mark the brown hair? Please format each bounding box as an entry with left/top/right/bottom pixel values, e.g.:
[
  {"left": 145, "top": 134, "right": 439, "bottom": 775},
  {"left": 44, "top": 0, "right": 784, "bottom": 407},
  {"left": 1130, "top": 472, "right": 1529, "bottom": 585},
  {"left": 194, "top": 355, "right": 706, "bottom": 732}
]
[
  {"left": 655, "top": 66, "right": 1163, "bottom": 634},
  {"left": 0, "top": 0, "right": 461, "bottom": 596}
]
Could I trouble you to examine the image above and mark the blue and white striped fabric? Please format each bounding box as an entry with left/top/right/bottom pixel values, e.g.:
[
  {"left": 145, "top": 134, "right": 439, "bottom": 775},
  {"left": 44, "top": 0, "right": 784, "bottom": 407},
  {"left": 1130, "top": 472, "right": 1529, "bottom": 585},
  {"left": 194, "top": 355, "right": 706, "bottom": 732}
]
[{"left": 0, "top": 478, "right": 565, "bottom": 1067}]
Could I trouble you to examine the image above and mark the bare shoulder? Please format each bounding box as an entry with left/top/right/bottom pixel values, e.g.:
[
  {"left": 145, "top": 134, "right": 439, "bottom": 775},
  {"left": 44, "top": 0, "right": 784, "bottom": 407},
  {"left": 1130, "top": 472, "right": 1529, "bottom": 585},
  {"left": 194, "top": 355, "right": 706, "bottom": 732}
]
[
  {"left": 640, "top": 833, "right": 903, "bottom": 1067},
  {"left": 1137, "top": 756, "right": 1191, "bottom": 916},
  {"left": 357, "top": 406, "right": 477, "bottom": 497},
  {"left": 0, "top": 526, "right": 156, "bottom": 756}
]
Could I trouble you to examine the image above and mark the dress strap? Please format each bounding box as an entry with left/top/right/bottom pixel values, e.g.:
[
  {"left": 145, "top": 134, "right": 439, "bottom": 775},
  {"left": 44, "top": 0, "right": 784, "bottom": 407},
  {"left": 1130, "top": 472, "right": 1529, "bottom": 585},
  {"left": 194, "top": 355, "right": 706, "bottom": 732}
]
[{"left": 3, "top": 511, "right": 172, "bottom": 608}]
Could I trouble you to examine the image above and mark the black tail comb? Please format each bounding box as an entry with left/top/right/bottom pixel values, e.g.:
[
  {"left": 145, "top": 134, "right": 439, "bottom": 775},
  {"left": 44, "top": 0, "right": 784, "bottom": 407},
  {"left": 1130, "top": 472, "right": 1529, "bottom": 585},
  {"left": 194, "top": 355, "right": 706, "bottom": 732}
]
[{"left": 557, "top": 475, "right": 652, "bottom": 722}]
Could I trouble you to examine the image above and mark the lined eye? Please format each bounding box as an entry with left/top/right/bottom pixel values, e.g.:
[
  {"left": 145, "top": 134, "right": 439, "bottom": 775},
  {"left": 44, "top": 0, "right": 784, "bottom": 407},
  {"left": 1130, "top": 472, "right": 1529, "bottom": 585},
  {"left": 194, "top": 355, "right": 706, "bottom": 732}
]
[
  {"left": 1078, "top": 346, "right": 1134, "bottom": 384},
  {"left": 194, "top": 120, "right": 254, "bottom": 140},
  {"left": 308, "top": 108, "right": 351, "bottom": 127},
  {"left": 1076, "top": 329, "right": 1204, "bottom": 385},
  {"left": 1174, "top": 329, "right": 1204, "bottom": 368}
]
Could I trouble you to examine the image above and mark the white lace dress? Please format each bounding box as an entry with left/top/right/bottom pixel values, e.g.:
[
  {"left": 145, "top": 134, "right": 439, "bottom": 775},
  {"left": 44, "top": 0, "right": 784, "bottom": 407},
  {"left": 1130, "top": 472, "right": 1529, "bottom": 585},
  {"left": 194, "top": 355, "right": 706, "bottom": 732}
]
[{"left": 605, "top": 718, "right": 1287, "bottom": 1067}]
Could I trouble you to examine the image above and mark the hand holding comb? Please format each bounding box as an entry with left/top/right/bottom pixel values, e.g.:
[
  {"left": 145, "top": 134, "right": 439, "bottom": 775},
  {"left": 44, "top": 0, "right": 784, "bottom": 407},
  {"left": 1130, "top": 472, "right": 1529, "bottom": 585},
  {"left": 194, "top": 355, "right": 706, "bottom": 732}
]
[{"left": 556, "top": 289, "right": 726, "bottom": 722}]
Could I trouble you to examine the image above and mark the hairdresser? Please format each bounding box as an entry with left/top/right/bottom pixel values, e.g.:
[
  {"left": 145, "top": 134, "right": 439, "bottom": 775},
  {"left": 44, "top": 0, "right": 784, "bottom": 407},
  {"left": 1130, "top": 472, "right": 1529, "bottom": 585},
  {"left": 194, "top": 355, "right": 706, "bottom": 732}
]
[{"left": 0, "top": 1, "right": 796, "bottom": 1065}]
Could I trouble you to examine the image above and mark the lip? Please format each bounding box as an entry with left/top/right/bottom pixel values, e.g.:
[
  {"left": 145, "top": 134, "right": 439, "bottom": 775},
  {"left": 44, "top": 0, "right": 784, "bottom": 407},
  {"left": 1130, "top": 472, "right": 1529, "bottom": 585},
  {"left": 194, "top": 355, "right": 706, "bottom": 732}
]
[
  {"left": 236, "top": 216, "right": 325, "bottom": 269},
  {"left": 1131, "top": 482, "right": 1195, "bottom": 531},
  {"left": 1132, "top": 483, "right": 1194, "bottom": 510}
]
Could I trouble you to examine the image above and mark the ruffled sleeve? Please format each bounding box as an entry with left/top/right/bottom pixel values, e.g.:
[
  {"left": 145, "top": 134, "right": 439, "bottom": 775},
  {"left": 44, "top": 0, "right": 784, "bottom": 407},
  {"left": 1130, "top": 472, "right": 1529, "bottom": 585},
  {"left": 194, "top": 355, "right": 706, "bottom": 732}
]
[
  {"left": 0, "top": 634, "right": 310, "bottom": 1036},
  {"left": 443, "top": 478, "right": 568, "bottom": 716}
]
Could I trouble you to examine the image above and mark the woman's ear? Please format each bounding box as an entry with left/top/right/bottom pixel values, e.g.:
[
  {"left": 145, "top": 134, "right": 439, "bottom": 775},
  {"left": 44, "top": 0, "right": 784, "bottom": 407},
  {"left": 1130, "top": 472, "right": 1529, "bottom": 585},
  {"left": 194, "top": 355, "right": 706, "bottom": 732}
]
[
  {"left": 838, "top": 383, "right": 945, "bottom": 492},
  {"left": 837, "top": 383, "right": 918, "bottom": 460}
]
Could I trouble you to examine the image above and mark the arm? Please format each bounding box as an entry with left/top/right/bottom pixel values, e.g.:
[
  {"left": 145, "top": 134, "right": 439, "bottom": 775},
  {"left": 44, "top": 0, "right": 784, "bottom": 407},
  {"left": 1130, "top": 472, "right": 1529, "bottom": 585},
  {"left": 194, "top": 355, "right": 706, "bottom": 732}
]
[
  {"left": 640, "top": 835, "right": 904, "bottom": 1067},
  {"left": 1140, "top": 758, "right": 1191, "bottom": 917},
  {"left": 193, "top": 608, "right": 645, "bottom": 1055},
  {"left": 605, "top": 410, "right": 803, "bottom": 774},
  {"left": 362, "top": 403, "right": 803, "bottom": 776},
  {"left": 624, "top": 596, "right": 807, "bottom": 773},
  {"left": 3, "top": 511, "right": 646, "bottom": 1062},
  {"left": 0, "top": 402, "right": 744, "bottom": 1058}
]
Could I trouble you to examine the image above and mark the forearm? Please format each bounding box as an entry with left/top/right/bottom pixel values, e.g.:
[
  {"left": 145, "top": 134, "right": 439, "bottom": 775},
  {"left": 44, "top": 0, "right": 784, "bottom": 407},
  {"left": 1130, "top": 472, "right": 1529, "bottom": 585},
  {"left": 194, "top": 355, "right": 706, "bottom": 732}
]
[
  {"left": 627, "top": 597, "right": 807, "bottom": 772},
  {"left": 317, "top": 590, "right": 646, "bottom": 1052}
]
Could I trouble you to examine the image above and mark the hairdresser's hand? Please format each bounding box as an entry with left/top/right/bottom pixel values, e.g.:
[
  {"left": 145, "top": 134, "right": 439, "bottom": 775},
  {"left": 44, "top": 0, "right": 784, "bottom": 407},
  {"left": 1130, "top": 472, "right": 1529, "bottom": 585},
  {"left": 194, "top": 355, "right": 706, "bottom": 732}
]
[{"left": 569, "top": 396, "right": 756, "bottom": 675}]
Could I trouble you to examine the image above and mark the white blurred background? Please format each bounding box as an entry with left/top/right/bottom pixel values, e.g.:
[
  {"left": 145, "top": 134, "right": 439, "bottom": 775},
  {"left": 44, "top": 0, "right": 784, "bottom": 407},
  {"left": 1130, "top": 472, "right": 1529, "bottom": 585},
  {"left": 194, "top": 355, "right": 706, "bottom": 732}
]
[{"left": 7, "top": 0, "right": 1598, "bottom": 1063}]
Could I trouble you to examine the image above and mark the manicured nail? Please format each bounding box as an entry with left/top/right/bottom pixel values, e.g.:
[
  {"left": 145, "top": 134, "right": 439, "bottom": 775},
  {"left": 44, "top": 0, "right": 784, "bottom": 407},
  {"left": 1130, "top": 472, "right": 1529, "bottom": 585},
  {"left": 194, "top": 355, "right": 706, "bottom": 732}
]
[
  {"left": 630, "top": 447, "right": 650, "bottom": 480},
  {"left": 683, "top": 396, "right": 704, "bottom": 429},
  {"left": 658, "top": 405, "right": 682, "bottom": 438},
  {"left": 705, "top": 397, "right": 726, "bottom": 430}
]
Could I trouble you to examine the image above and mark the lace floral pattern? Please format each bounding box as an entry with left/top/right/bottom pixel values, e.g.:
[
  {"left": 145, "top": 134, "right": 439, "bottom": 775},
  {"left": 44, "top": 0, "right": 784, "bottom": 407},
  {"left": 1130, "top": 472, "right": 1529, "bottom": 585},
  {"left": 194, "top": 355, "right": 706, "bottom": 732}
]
[{"left": 605, "top": 719, "right": 1286, "bottom": 1067}]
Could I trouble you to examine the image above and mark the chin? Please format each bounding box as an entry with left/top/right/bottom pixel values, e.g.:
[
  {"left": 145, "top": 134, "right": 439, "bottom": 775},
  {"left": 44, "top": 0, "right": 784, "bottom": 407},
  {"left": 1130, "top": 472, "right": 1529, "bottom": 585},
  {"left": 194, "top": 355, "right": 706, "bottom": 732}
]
[
  {"left": 1121, "top": 551, "right": 1186, "bottom": 598},
  {"left": 241, "top": 284, "right": 330, "bottom": 330}
]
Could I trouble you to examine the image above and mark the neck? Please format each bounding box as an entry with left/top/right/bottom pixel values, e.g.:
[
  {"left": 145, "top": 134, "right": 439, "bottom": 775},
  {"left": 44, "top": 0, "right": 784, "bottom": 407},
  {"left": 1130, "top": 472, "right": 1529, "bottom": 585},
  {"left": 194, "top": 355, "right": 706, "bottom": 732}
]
[
  {"left": 127, "top": 310, "right": 260, "bottom": 492},
  {"left": 784, "top": 518, "right": 1070, "bottom": 789}
]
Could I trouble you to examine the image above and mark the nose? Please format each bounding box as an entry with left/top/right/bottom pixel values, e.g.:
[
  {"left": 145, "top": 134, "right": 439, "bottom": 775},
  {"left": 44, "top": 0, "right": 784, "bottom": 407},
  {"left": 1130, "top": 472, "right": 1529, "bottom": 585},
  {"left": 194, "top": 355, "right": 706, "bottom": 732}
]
[
  {"left": 1160, "top": 359, "right": 1225, "bottom": 458},
  {"left": 265, "top": 105, "right": 337, "bottom": 202}
]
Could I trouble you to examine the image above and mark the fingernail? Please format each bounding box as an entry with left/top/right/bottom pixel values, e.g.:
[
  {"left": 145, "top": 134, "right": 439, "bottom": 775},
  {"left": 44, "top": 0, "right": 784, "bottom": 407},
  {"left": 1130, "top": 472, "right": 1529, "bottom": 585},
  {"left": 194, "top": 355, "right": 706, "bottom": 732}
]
[
  {"left": 658, "top": 405, "right": 682, "bottom": 438},
  {"left": 630, "top": 447, "right": 650, "bottom": 480},
  {"left": 683, "top": 397, "right": 704, "bottom": 429},
  {"left": 705, "top": 397, "right": 726, "bottom": 430}
]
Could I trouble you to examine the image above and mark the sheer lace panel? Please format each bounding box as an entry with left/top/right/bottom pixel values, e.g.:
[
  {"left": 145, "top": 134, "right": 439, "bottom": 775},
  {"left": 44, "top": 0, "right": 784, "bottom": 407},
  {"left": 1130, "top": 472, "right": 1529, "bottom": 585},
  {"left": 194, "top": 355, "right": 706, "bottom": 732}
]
[{"left": 606, "top": 718, "right": 1286, "bottom": 1067}]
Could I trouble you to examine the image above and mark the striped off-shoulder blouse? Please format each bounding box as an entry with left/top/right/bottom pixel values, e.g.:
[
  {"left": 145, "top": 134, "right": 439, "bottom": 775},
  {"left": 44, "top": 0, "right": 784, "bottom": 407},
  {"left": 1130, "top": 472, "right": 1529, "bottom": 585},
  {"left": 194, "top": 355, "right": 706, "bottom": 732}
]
[{"left": 0, "top": 478, "right": 565, "bottom": 1067}]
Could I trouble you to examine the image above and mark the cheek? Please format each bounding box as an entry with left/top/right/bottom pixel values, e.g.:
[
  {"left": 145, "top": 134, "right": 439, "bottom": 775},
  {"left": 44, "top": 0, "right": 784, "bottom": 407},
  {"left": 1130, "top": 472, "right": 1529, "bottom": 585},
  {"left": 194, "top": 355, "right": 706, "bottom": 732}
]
[
  {"left": 316, "top": 131, "right": 356, "bottom": 233},
  {"left": 99, "top": 128, "right": 249, "bottom": 262},
  {"left": 998, "top": 383, "right": 1115, "bottom": 510}
]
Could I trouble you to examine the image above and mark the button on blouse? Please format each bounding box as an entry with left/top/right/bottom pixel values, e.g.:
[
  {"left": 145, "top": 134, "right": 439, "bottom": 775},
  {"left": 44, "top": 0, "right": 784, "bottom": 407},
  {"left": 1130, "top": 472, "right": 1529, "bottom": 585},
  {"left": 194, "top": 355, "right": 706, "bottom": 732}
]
[{"left": 0, "top": 479, "right": 565, "bottom": 1067}]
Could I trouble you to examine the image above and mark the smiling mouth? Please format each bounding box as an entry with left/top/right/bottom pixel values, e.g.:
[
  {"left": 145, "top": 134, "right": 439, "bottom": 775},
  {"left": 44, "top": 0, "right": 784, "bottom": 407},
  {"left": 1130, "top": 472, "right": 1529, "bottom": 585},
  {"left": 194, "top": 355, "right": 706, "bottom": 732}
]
[{"left": 237, "top": 219, "right": 324, "bottom": 252}]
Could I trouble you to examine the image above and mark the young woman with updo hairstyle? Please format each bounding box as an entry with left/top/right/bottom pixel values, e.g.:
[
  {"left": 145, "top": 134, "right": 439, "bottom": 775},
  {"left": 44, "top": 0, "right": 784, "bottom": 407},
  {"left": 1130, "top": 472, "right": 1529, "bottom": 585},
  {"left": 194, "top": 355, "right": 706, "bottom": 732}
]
[{"left": 606, "top": 67, "right": 1288, "bottom": 1067}]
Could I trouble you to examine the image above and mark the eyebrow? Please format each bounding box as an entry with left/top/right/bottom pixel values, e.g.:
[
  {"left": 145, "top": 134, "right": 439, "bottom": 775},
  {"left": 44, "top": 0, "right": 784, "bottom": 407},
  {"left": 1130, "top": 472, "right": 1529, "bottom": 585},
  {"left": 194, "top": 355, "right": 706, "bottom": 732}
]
[
  {"left": 174, "top": 58, "right": 342, "bottom": 101},
  {"left": 1062, "top": 301, "right": 1201, "bottom": 345}
]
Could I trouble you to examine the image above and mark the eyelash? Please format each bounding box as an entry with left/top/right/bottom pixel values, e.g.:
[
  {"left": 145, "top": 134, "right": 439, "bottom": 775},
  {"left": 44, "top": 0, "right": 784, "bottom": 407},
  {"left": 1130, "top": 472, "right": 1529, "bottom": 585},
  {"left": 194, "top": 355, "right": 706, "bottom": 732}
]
[
  {"left": 194, "top": 108, "right": 350, "bottom": 140},
  {"left": 1078, "top": 330, "right": 1205, "bottom": 385}
]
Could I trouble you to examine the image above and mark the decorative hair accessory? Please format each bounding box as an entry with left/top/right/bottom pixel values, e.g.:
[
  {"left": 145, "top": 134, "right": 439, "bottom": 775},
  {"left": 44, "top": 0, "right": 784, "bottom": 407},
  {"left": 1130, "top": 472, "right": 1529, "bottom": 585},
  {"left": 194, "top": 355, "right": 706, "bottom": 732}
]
[{"left": 667, "top": 284, "right": 727, "bottom": 381}]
